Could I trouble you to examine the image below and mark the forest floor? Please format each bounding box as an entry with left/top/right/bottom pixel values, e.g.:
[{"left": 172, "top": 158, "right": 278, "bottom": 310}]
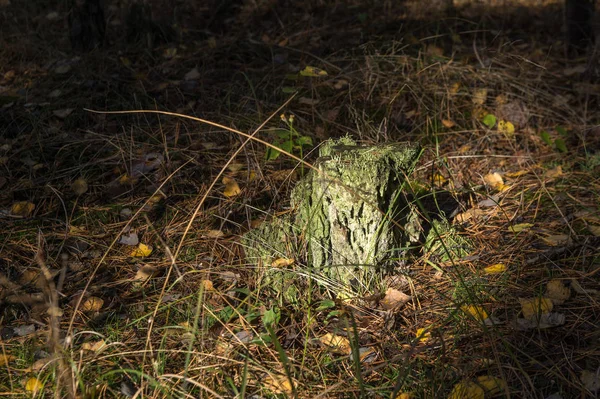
[{"left": 1, "top": 0, "right": 599, "bottom": 398}]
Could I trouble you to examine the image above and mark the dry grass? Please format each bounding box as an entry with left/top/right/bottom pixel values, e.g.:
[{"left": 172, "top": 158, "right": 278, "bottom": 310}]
[{"left": 1, "top": 0, "right": 599, "bottom": 398}]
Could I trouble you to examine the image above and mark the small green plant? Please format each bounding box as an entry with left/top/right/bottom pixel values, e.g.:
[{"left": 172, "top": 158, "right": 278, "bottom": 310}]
[
  {"left": 265, "top": 114, "right": 313, "bottom": 162},
  {"left": 540, "top": 126, "right": 568, "bottom": 153}
]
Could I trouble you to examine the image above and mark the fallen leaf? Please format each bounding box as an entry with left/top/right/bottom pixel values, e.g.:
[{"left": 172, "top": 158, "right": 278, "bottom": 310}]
[
  {"left": 442, "top": 119, "right": 455, "bottom": 128},
  {"left": 415, "top": 327, "right": 431, "bottom": 343},
  {"left": 300, "top": 66, "right": 327, "bottom": 77},
  {"left": 222, "top": 176, "right": 241, "bottom": 197},
  {"left": 81, "top": 340, "right": 106, "bottom": 351},
  {"left": 119, "top": 232, "right": 139, "bottom": 246},
  {"left": 184, "top": 67, "right": 200, "bottom": 80},
  {"left": 205, "top": 230, "right": 225, "bottom": 238},
  {"left": 381, "top": 288, "right": 411, "bottom": 310},
  {"left": 515, "top": 312, "right": 565, "bottom": 330},
  {"left": 130, "top": 243, "right": 153, "bottom": 257},
  {"left": 462, "top": 305, "right": 488, "bottom": 321},
  {"left": 505, "top": 170, "right": 529, "bottom": 178},
  {"left": 271, "top": 258, "right": 294, "bottom": 268},
  {"left": 498, "top": 120, "right": 515, "bottom": 137},
  {"left": 454, "top": 208, "right": 484, "bottom": 223},
  {"left": 263, "top": 374, "right": 294, "bottom": 395},
  {"left": 25, "top": 377, "right": 43, "bottom": 393},
  {"left": 47, "top": 305, "right": 63, "bottom": 317},
  {"left": 545, "top": 165, "right": 563, "bottom": 179},
  {"left": 581, "top": 369, "right": 600, "bottom": 392},
  {"left": 482, "top": 113, "right": 497, "bottom": 129},
  {"left": 71, "top": 178, "right": 88, "bottom": 195},
  {"left": 426, "top": 44, "right": 444, "bottom": 56},
  {"left": 13, "top": 324, "right": 35, "bottom": 336},
  {"left": 201, "top": 279, "right": 214, "bottom": 291},
  {"left": 541, "top": 234, "right": 571, "bottom": 246},
  {"left": 484, "top": 263, "right": 507, "bottom": 274},
  {"left": 448, "top": 380, "right": 484, "bottom": 399},
  {"left": 433, "top": 173, "right": 447, "bottom": 186},
  {"left": 319, "top": 333, "right": 351, "bottom": 354},
  {"left": 233, "top": 330, "right": 254, "bottom": 344},
  {"left": 11, "top": 201, "right": 35, "bottom": 217},
  {"left": 588, "top": 225, "right": 600, "bottom": 236},
  {"left": 483, "top": 172, "right": 503, "bottom": 189},
  {"left": 509, "top": 223, "right": 533, "bottom": 233},
  {"left": 519, "top": 297, "right": 553, "bottom": 319},
  {"left": 472, "top": 88, "right": 488, "bottom": 105},
  {"left": 545, "top": 279, "right": 570, "bottom": 305},
  {"left": 0, "top": 353, "right": 15, "bottom": 366},
  {"left": 298, "top": 96, "right": 320, "bottom": 105},
  {"left": 134, "top": 265, "right": 160, "bottom": 281},
  {"left": 358, "top": 347, "right": 377, "bottom": 363},
  {"left": 475, "top": 375, "right": 507, "bottom": 396},
  {"left": 53, "top": 108, "right": 74, "bottom": 119},
  {"left": 81, "top": 296, "right": 104, "bottom": 312}
]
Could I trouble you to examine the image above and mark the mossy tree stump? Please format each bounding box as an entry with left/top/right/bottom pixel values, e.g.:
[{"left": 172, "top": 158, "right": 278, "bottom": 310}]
[{"left": 243, "top": 137, "right": 422, "bottom": 298}]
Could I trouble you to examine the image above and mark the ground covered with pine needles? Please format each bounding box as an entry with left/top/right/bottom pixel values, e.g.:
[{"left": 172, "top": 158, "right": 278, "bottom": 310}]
[{"left": 1, "top": 0, "right": 599, "bottom": 398}]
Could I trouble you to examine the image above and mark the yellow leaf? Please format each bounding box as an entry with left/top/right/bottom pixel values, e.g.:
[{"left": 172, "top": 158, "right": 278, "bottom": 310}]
[
  {"left": 319, "top": 333, "right": 351, "bottom": 354},
  {"left": 415, "top": 327, "right": 431, "bottom": 343},
  {"left": 505, "top": 169, "right": 529, "bottom": 178},
  {"left": 119, "top": 174, "right": 135, "bottom": 185},
  {"left": 205, "top": 229, "right": 225, "bottom": 238},
  {"left": 475, "top": 375, "right": 507, "bottom": 395},
  {"left": 449, "top": 82, "right": 461, "bottom": 95},
  {"left": 25, "top": 377, "right": 43, "bottom": 393},
  {"left": 81, "top": 340, "right": 106, "bottom": 351},
  {"left": 0, "top": 353, "right": 15, "bottom": 366},
  {"left": 483, "top": 172, "right": 503, "bottom": 189},
  {"left": 509, "top": 223, "right": 533, "bottom": 233},
  {"left": 484, "top": 263, "right": 507, "bottom": 274},
  {"left": 394, "top": 393, "right": 414, "bottom": 399},
  {"left": 545, "top": 279, "right": 570, "bottom": 305},
  {"left": 222, "top": 176, "right": 241, "bottom": 197},
  {"left": 81, "top": 296, "right": 104, "bottom": 312},
  {"left": 131, "top": 243, "right": 153, "bottom": 257},
  {"left": 201, "top": 279, "right": 214, "bottom": 291},
  {"left": 11, "top": 201, "right": 35, "bottom": 217},
  {"left": 263, "top": 374, "right": 294, "bottom": 395},
  {"left": 498, "top": 120, "right": 515, "bottom": 137},
  {"left": 448, "top": 380, "right": 485, "bottom": 399},
  {"left": 433, "top": 173, "right": 447, "bottom": 186},
  {"left": 271, "top": 258, "right": 294, "bottom": 268},
  {"left": 545, "top": 165, "right": 563, "bottom": 179},
  {"left": 461, "top": 305, "right": 488, "bottom": 321},
  {"left": 299, "top": 66, "right": 328, "bottom": 77},
  {"left": 519, "top": 297, "right": 553, "bottom": 319},
  {"left": 442, "top": 119, "right": 455, "bottom": 128}
]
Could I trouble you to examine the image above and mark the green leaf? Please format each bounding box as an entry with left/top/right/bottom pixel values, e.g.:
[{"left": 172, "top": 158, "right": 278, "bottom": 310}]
[
  {"left": 279, "top": 139, "right": 293, "bottom": 155},
  {"left": 540, "top": 130, "right": 553, "bottom": 146},
  {"left": 555, "top": 126, "right": 568, "bottom": 136},
  {"left": 316, "top": 299, "right": 336, "bottom": 311},
  {"left": 482, "top": 114, "right": 497, "bottom": 129},
  {"left": 265, "top": 147, "right": 281, "bottom": 161},
  {"left": 281, "top": 87, "right": 297, "bottom": 94},
  {"left": 263, "top": 307, "right": 281, "bottom": 329},
  {"left": 276, "top": 129, "right": 293, "bottom": 139},
  {"left": 555, "top": 138, "right": 567, "bottom": 153},
  {"left": 295, "top": 135, "right": 313, "bottom": 146}
]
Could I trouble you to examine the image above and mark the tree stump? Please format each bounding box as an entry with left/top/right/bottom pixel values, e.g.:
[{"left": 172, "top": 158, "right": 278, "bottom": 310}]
[{"left": 243, "top": 137, "right": 422, "bottom": 298}]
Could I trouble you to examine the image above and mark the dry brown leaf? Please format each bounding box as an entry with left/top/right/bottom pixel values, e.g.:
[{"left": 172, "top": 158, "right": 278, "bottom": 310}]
[
  {"left": 135, "top": 265, "right": 160, "bottom": 281},
  {"left": 472, "top": 88, "right": 488, "bottom": 105},
  {"left": 545, "top": 165, "right": 563, "bottom": 179},
  {"left": 442, "top": 119, "right": 455, "bottom": 128},
  {"left": 205, "top": 230, "right": 225, "bottom": 238},
  {"left": 454, "top": 208, "right": 484, "bottom": 223},
  {"left": 581, "top": 369, "right": 600, "bottom": 392},
  {"left": 319, "top": 332, "right": 351, "bottom": 354},
  {"left": 541, "top": 234, "right": 571, "bottom": 246},
  {"left": 381, "top": 288, "right": 411, "bottom": 310},
  {"left": 81, "top": 340, "right": 106, "bottom": 352},
  {"left": 71, "top": 178, "right": 88, "bottom": 195},
  {"left": 545, "top": 279, "right": 570, "bottom": 305},
  {"left": 81, "top": 296, "right": 104, "bottom": 312},
  {"left": 0, "top": 353, "right": 15, "bottom": 366}
]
